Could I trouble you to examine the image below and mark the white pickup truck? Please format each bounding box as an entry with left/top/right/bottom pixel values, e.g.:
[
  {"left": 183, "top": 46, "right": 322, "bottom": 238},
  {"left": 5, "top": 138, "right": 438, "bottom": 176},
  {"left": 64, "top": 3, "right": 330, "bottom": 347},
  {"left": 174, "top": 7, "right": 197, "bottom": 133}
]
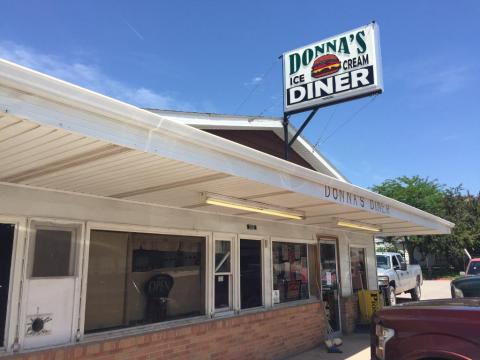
[{"left": 376, "top": 252, "right": 423, "bottom": 305}]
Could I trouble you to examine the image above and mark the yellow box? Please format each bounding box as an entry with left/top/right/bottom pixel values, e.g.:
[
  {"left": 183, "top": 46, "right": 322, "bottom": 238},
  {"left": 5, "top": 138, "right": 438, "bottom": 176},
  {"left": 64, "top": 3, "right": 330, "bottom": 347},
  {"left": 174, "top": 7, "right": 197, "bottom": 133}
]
[{"left": 357, "top": 290, "right": 382, "bottom": 323}]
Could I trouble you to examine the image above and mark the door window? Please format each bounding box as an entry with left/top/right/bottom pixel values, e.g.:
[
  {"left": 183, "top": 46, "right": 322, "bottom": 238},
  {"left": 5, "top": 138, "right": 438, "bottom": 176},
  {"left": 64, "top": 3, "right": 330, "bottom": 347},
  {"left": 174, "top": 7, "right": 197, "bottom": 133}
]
[
  {"left": 30, "top": 227, "right": 76, "bottom": 277},
  {"left": 350, "top": 247, "right": 367, "bottom": 292},
  {"left": 396, "top": 255, "right": 405, "bottom": 268},
  {"left": 392, "top": 255, "right": 399, "bottom": 269}
]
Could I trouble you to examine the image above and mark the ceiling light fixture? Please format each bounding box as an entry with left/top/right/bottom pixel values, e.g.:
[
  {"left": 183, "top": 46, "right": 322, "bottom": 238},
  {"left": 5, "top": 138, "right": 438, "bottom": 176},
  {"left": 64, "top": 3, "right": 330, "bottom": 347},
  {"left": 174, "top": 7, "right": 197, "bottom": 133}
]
[
  {"left": 204, "top": 193, "right": 304, "bottom": 220},
  {"left": 336, "top": 218, "right": 381, "bottom": 232}
]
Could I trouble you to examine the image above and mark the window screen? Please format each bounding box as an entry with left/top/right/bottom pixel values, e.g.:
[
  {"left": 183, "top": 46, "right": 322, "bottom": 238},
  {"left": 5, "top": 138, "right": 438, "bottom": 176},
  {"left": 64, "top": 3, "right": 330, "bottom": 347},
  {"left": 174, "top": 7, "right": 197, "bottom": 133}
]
[{"left": 31, "top": 229, "right": 74, "bottom": 277}]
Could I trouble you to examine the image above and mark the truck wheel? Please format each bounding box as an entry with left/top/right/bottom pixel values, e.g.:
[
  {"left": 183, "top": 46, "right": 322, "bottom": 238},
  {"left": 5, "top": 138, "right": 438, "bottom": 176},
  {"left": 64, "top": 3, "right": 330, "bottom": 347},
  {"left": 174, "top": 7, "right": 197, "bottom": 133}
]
[
  {"left": 410, "top": 278, "right": 421, "bottom": 301},
  {"left": 387, "top": 286, "right": 396, "bottom": 306}
]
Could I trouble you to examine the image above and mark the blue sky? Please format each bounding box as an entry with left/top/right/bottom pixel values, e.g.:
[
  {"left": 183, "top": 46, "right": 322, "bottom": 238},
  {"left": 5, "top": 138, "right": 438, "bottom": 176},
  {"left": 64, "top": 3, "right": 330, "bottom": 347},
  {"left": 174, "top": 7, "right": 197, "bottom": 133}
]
[{"left": 1, "top": 1, "right": 479, "bottom": 192}]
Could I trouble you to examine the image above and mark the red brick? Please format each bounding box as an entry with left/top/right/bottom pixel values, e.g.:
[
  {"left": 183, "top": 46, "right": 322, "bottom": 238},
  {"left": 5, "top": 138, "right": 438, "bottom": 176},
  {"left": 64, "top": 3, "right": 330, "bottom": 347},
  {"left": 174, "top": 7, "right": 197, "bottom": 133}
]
[
  {"left": 118, "top": 337, "right": 136, "bottom": 350},
  {"left": 73, "top": 346, "right": 85, "bottom": 358},
  {"left": 102, "top": 341, "right": 116, "bottom": 352},
  {"left": 4, "top": 302, "right": 329, "bottom": 360},
  {"left": 84, "top": 343, "right": 101, "bottom": 356}
]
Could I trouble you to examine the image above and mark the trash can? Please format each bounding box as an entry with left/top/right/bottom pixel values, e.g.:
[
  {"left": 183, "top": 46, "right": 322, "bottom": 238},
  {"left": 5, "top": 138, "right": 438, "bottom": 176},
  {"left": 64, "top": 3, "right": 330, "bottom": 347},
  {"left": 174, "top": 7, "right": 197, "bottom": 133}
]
[{"left": 357, "top": 289, "right": 382, "bottom": 324}]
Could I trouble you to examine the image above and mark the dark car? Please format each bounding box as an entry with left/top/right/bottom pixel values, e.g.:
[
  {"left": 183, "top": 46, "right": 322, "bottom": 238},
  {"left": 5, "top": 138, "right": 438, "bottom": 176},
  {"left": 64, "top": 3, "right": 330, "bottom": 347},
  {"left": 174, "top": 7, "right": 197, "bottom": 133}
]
[
  {"left": 371, "top": 298, "right": 480, "bottom": 360},
  {"left": 451, "top": 275, "right": 480, "bottom": 298}
]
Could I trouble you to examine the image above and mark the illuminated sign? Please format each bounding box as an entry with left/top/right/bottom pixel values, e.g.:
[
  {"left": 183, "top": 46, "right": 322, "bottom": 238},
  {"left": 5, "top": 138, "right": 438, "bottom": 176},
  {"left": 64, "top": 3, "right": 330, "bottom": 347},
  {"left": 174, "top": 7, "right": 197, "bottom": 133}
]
[{"left": 283, "top": 22, "right": 383, "bottom": 114}]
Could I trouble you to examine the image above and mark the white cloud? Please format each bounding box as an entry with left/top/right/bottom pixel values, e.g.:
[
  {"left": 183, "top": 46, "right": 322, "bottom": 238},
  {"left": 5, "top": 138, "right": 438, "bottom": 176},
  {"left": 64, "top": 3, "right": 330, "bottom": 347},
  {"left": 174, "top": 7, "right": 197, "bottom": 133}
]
[
  {"left": 441, "top": 133, "right": 464, "bottom": 142},
  {"left": 122, "top": 20, "right": 144, "bottom": 41},
  {"left": 0, "top": 41, "right": 192, "bottom": 110},
  {"left": 391, "top": 57, "right": 470, "bottom": 95},
  {"left": 411, "top": 65, "right": 469, "bottom": 95},
  {"left": 244, "top": 76, "right": 263, "bottom": 86}
]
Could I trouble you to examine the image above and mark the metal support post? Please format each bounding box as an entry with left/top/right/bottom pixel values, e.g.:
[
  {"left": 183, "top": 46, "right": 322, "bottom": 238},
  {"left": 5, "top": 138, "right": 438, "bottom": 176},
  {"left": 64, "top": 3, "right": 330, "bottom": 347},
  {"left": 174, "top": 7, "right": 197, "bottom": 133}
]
[
  {"left": 288, "top": 107, "right": 319, "bottom": 147},
  {"left": 283, "top": 115, "right": 289, "bottom": 160}
]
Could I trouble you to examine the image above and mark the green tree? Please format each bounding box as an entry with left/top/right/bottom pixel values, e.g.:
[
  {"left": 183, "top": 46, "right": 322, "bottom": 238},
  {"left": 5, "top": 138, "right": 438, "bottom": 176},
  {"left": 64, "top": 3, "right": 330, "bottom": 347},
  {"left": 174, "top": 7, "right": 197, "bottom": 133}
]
[
  {"left": 372, "top": 176, "right": 445, "bottom": 216},
  {"left": 372, "top": 176, "right": 480, "bottom": 271},
  {"left": 443, "top": 186, "right": 480, "bottom": 260}
]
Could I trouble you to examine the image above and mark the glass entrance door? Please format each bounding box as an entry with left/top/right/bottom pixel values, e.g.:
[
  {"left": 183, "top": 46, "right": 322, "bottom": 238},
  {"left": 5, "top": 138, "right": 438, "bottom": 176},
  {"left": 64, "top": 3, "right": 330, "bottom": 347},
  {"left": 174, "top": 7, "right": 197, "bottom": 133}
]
[
  {"left": 0, "top": 223, "right": 14, "bottom": 347},
  {"left": 319, "top": 241, "right": 341, "bottom": 333}
]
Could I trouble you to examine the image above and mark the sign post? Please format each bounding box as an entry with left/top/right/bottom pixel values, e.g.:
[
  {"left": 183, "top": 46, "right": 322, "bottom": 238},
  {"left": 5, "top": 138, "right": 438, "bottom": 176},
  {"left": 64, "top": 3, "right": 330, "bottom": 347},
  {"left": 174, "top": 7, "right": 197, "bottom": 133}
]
[{"left": 281, "top": 21, "right": 383, "bottom": 159}]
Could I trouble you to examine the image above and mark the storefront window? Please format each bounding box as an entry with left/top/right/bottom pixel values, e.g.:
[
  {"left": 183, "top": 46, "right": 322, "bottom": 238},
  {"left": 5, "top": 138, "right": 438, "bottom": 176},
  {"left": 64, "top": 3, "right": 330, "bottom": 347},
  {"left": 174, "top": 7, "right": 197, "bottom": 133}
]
[
  {"left": 84, "top": 230, "right": 206, "bottom": 333},
  {"left": 272, "top": 242, "right": 309, "bottom": 303},
  {"left": 350, "top": 247, "right": 367, "bottom": 292}
]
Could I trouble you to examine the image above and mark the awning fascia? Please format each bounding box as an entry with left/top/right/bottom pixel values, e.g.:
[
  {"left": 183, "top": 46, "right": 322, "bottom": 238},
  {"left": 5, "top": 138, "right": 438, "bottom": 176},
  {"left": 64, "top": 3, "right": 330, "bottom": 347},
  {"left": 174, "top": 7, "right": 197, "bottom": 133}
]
[{"left": 0, "top": 59, "right": 454, "bottom": 235}]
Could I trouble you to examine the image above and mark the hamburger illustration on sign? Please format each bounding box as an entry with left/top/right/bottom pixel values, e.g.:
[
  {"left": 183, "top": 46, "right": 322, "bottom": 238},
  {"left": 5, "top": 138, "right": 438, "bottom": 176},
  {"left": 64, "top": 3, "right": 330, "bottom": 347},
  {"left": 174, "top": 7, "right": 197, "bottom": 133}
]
[
  {"left": 311, "top": 54, "right": 341, "bottom": 78},
  {"left": 282, "top": 22, "right": 383, "bottom": 114}
]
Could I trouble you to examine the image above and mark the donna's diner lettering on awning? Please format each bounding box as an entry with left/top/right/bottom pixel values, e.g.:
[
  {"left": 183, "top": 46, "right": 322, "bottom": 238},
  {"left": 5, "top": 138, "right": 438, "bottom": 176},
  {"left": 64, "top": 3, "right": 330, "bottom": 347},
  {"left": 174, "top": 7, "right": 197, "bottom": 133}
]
[{"left": 324, "top": 185, "right": 390, "bottom": 214}]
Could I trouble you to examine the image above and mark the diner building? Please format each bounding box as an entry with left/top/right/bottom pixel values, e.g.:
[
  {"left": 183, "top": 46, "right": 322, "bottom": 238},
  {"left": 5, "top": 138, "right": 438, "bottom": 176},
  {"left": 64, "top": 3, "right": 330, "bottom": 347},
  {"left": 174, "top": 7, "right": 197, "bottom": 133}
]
[{"left": 0, "top": 59, "right": 453, "bottom": 359}]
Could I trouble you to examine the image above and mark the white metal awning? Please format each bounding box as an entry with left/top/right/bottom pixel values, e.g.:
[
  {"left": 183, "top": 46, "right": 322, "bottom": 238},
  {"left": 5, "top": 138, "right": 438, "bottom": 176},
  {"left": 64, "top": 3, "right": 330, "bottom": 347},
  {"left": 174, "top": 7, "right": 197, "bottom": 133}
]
[{"left": 0, "top": 59, "right": 454, "bottom": 236}]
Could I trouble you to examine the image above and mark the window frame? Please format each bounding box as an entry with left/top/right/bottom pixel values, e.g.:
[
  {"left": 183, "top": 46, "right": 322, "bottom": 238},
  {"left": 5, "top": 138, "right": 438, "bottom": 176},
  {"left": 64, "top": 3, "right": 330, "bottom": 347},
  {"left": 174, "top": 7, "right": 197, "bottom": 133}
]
[
  {"left": 28, "top": 225, "right": 77, "bottom": 279},
  {"left": 318, "top": 237, "right": 342, "bottom": 334},
  {"left": 212, "top": 233, "right": 267, "bottom": 315},
  {"left": 270, "top": 236, "right": 314, "bottom": 306},
  {"left": 212, "top": 233, "right": 237, "bottom": 316},
  {"left": 238, "top": 235, "right": 266, "bottom": 311},
  {"left": 20, "top": 217, "right": 85, "bottom": 349},
  {"left": 80, "top": 222, "right": 211, "bottom": 340},
  {"left": 27, "top": 219, "right": 84, "bottom": 280},
  {"left": 392, "top": 254, "right": 400, "bottom": 268},
  {"left": 78, "top": 223, "right": 315, "bottom": 341},
  {"left": 0, "top": 215, "right": 27, "bottom": 351},
  {"left": 396, "top": 255, "right": 405, "bottom": 267},
  {"left": 214, "top": 240, "right": 233, "bottom": 312},
  {"left": 349, "top": 245, "right": 368, "bottom": 293}
]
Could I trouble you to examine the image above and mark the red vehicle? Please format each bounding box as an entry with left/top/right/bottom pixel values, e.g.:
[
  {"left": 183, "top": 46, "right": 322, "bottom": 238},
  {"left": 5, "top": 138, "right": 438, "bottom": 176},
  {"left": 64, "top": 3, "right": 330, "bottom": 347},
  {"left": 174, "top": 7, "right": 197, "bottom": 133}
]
[
  {"left": 371, "top": 298, "right": 480, "bottom": 360},
  {"left": 461, "top": 258, "right": 480, "bottom": 276}
]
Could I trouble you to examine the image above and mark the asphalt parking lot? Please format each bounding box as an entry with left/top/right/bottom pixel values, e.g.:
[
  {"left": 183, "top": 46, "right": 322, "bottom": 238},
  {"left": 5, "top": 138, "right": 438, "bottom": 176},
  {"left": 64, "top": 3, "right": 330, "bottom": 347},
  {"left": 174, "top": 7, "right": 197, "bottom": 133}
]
[
  {"left": 397, "top": 279, "right": 451, "bottom": 302},
  {"left": 287, "top": 280, "right": 452, "bottom": 360}
]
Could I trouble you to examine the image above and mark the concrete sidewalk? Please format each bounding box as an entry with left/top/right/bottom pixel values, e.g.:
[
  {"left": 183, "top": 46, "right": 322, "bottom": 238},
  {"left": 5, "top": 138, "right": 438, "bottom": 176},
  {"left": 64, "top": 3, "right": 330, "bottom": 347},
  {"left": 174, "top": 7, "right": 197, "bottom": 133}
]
[{"left": 286, "top": 333, "right": 370, "bottom": 360}]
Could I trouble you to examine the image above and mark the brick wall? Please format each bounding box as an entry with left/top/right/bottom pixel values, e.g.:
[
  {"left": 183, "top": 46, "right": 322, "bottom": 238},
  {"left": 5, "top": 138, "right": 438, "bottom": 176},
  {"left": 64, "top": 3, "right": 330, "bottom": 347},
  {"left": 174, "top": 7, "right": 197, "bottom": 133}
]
[
  {"left": 340, "top": 294, "right": 359, "bottom": 334},
  {"left": 5, "top": 302, "right": 326, "bottom": 360}
]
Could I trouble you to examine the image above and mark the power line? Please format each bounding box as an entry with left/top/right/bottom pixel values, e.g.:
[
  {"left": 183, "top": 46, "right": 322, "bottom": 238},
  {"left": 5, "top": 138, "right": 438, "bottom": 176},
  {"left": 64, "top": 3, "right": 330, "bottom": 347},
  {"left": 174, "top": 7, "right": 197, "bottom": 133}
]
[
  {"left": 317, "top": 94, "right": 379, "bottom": 146},
  {"left": 234, "top": 58, "right": 279, "bottom": 115},
  {"left": 313, "top": 107, "right": 337, "bottom": 147},
  {"left": 257, "top": 96, "right": 283, "bottom": 117}
]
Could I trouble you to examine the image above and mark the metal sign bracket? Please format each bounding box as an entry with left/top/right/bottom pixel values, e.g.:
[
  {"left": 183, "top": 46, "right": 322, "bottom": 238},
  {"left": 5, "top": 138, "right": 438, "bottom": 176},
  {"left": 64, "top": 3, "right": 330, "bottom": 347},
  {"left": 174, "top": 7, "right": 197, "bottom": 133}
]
[{"left": 283, "top": 107, "right": 319, "bottom": 160}]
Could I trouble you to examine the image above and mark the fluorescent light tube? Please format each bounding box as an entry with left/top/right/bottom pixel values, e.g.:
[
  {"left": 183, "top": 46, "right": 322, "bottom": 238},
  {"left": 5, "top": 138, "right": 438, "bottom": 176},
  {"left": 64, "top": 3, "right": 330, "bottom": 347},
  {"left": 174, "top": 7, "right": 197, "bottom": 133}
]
[
  {"left": 336, "top": 219, "right": 381, "bottom": 232},
  {"left": 204, "top": 194, "right": 304, "bottom": 220}
]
